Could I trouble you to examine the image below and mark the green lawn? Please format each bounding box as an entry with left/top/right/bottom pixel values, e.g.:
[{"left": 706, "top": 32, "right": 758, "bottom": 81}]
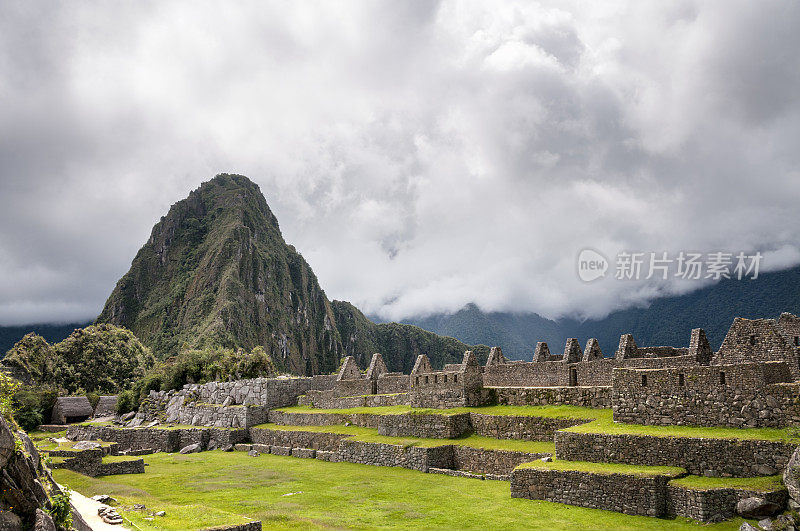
[
  {"left": 669, "top": 475, "right": 785, "bottom": 492},
  {"left": 517, "top": 459, "right": 686, "bottom": 477},
  {"left": 253, "top": 423, "right": 555, "bottom": 453},
  {"left": 53, "top": 451, "right": 748, "bottom": 530}
]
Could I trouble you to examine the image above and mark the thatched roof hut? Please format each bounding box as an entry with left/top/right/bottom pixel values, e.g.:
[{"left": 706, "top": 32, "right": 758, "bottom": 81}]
[
  {"left": 51, "top": 396, "right": 93, "bottom": 424},
  {"left": 93, "top": 395, "right": 118, "bottom": 417}
]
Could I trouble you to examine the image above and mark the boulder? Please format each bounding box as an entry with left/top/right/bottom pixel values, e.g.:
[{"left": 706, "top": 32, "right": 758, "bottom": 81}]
[
  {"left": 785, "top": 446, "right": 800, "bottom": 504},
  {"left": 33, "top": 509, "right": 56, "bottom": 531},
  {"left": 0, "top": 512, "right": 22, "bottom": 530},
  {"left": 739, "top": 524, "right": 759, "bottom": 531},
  {"left": 248, "top": 449, "right": 260, "bottom": 457},
  {"left": 92, "top": 494, "right": 117, "bottom": 505},
  {"left": 179, "top": 443, "right": 201, "bottom": 454},
  {"left": 220, "top": 444, "right": 233, "bottom": 452},
  {"left": 737, "top": 497, "right": 781, "bottom": 519},
  {"left": 73, "top": 441, "right": 101, "bottom": 451},
  {"left": 121, "top": 412, "right": 136, "bottom": 422}
]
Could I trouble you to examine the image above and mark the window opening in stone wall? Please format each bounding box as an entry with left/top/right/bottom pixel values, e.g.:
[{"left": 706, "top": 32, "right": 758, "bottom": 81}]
[
  {"left": 750, "top": 335, "right": 756, "bottom": 345},
  {"left": 678, "top": 373, "right": 685, "bottom": 386},
  {"left": 425, "top": 376, "right": 429, "bottom": 384},
  {"left": 443, "top": 374, "right": 447, "bottom": 383},
  {"left": 569, "top": 368, "right": 577, "bottom": 387},
  {"left": 434, "top": 375, "right": 438, "bottom": 383},
  {"left": 415, "top": 376, "right": 419, "bottom": 385},
  {"left": 641, "top": 374, "right": 647, "bottom": 387},
  {"left": 795, "top": 336, "right": 799, "bottom": 346},
  {"left": 454, "top": 374, "right": 458, "bottom": 383},
  {"left": 719, "top": 371, "right": 726, "bottom": 385}
]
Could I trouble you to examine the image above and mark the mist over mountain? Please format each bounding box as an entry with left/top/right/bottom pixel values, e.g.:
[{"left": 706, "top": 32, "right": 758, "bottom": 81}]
[{"left": 397, "top": 265, "right": 800, "bottom": 360}]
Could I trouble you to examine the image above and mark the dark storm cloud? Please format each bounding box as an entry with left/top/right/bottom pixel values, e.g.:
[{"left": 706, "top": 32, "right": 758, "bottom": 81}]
[{"left": 1, "top": 0, "right": 799, "bottom": 325}]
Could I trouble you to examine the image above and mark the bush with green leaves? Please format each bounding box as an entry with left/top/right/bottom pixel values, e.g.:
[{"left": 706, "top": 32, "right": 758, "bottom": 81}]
[
  {"left": 118, "top": 345, "right": 278, "bottom": 413},
  {"left": 47, "top": 487, "right": 73, "bottom": 529},
  {"left": 2, "top": 324, "right": 155, "bottom": 395}
]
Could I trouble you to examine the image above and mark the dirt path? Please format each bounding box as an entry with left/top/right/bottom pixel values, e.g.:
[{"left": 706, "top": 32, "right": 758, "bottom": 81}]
[{"left": 69, "top": 489, "right": 131, "bottom": 530}]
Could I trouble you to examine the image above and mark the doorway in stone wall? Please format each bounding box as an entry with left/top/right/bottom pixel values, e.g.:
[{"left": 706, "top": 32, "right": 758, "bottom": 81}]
[{"left": 569, "top": 368, "right": 578, "bottom": 386}]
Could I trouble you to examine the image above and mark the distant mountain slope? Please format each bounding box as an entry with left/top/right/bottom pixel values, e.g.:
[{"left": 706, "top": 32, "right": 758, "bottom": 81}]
[
  {"left": 400, "top": 265, "right": 800, "bottom": 359},
  {"left": 95, "top": 173, "right": 481, "bottom": 374},
  {"left": 0, "top": 322, "right": 90, "bottom": 357},
  {"left": 332, "top": 300, "right": 488, "bottom": 373}
]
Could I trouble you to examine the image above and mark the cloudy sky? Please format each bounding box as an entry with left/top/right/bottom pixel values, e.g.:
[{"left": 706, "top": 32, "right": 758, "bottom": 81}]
[{"left": 1, "top": 1, "right": 800, "bottom": 326}]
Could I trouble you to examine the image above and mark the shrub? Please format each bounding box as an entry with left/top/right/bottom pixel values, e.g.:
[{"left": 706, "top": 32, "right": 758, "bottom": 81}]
[
  {"left": 0, "top": 373, "right": 20, "bottom": 424},
  {"left": 47, "top": 487, "right": 73, "bottom": 529}
]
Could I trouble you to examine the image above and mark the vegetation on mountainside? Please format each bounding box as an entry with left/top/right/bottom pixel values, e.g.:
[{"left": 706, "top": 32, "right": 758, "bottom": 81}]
[
  {"left": 1, "top": 325, "right": 155, "bottom": 428},
  {"left": 0, "top": 321, "right": 90, "bottom": 361},
  {"left": 116, "top": 345, "right": 278, "bottom": 414},
  {"left": 53, "top": 452, "right": 746, "bottom": 530},
  {"left": 2, "top": 325, "right": 155, "bottom": 394},
  {"left": 96, "top": 174, "right": 342, "bottom": 375}
]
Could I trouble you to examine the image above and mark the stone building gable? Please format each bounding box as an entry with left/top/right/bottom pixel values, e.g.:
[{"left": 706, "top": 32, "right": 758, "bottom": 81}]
[
  {"left": 582, "top": 338, "right": 603, "bottom": 361},
  {"left": 337, "top": 356, "right": 362, "bottom": 381}
]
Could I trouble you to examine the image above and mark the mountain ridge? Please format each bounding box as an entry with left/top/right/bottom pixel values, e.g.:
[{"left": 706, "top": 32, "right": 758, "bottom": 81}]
[{"left": 396, "top": 264, "right": 800, "bottom": 359}]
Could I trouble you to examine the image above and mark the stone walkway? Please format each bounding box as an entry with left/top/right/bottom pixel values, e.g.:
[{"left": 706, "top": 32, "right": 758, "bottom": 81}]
[{"left": 69, "top": 488, "right": 131, "bottom": 530}]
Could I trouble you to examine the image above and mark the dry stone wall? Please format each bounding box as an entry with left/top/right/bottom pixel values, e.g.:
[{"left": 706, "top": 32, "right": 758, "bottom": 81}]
[
  {"left": 491, "top": 386, "right": 611, "bottom": 408},
  {"left": 452, "top": 446, "right": 549, "bottom": 475},
  {"left": 377, "top": 413, "right": 472, "bottom": 439},
  {"left": 666, "top": 484, "right": 788, "bottom": 522},
  {"left": 468, "top": 413, "right": 589, "bottom": 442},
  {"left": 168, "top": 403, "right": 270, "bottom": 428},
  {"left": 66, "top": 425, "right": 249, "bottom": 453},
  {"left": 249, "top": 428, "right": 348, "bottom": 451},
  {"left": 555, "top": 431, "right": 793, "bottom": 477},
  {"left": 510, "top": 467, "right": 675, "bottom": 517},
  {"left": 612, "top": 362, "right": 800, "bottom": 428}
]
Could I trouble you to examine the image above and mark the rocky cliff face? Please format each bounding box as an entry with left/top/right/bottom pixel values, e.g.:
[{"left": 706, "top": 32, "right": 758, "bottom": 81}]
[
  {"left": 98, "top": 174, "right": 342, "bottom": 374},
  {"left": 0, "top": 415, "right": 61, "bottom": 529}
]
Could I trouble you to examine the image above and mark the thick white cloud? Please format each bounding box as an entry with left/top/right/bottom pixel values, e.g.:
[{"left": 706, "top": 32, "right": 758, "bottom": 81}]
[{"left": 1, "top": 0, "right": 799, "bottom": 325}]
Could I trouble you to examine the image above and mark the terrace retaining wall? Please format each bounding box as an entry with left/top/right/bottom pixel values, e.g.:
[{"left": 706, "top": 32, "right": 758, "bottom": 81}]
[
  {"left": 468, "top": 413, "right": 588, "bottom": 442},
  {"left": 554, "top": 431, "right": 793, "bottom": 477},
  {"left": 248, "top": 428, "right": 349, "bottom": 452},
  {"left": 665, "top": 484, "right": 788, "bottom": 522},
  {"left": 66, "top": 425, "right": 249, "bottom": 453},
  {"left": 491, "top": 386, "right": 611, "bottom": 408},
  {"left": 377, "top": 413, "right": 472, "bottom": 439},
  {"left": 510, "top": 467, "right": 674, "bottom": 517}
]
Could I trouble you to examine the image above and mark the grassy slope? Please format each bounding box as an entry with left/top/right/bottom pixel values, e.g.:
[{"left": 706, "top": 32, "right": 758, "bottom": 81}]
[
  {"left": 277, "top": 405, "right": 800, "bottom": 442},
  {"left": 53, "top": 451, "right": 746, "bottom": 530}
]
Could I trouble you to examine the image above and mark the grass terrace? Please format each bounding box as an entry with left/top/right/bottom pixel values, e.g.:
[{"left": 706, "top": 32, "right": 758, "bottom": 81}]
[
  {"left": 277, "top": 404, "right": 800, "bottom": 443},
  {"left": 669, "top": 475, "right": 785, "bottom": 492},
  {"left": 253, "top": 423, "right": 555, "bottom": 453},
  {"left": 517, "top": 459, "right": 686, "bottom": 478},
  {"left": 52, "top": 451, "right": 747, "bottom": 530}
]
